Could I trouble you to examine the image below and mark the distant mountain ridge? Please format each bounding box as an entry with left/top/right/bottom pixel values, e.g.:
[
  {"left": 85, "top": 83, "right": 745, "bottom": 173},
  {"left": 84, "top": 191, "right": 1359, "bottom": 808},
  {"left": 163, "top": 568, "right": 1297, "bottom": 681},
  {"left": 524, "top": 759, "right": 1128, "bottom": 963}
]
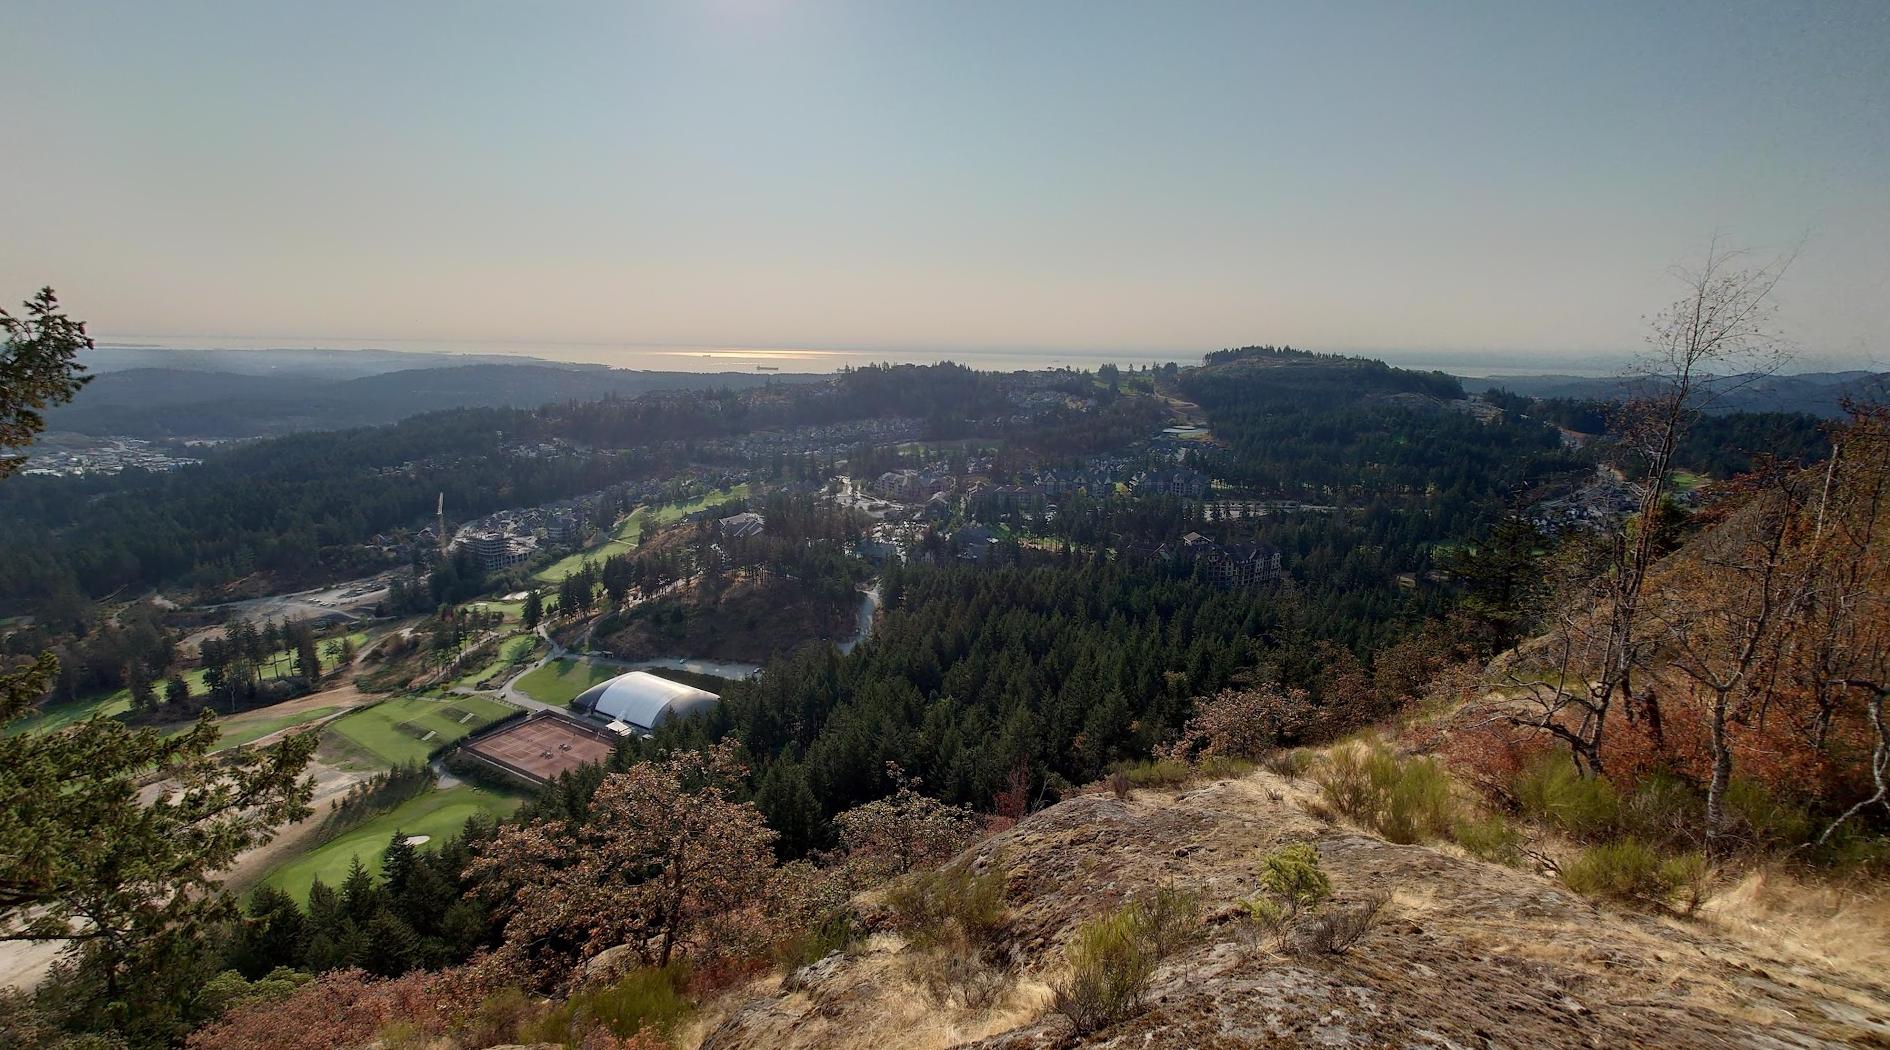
[
  {"left": 1459, "top": 369, "right": 1890, "bottom": 417},
  {"left": 46, "top": 360, "right": 821, "bottom": 439}
]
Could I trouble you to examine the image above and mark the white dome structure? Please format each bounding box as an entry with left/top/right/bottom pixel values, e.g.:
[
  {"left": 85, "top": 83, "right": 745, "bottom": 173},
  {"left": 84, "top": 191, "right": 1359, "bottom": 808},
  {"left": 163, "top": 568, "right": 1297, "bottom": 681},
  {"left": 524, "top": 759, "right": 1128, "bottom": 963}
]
[{"left": 572, "top": 670, "right": 720, "bottom": 732}]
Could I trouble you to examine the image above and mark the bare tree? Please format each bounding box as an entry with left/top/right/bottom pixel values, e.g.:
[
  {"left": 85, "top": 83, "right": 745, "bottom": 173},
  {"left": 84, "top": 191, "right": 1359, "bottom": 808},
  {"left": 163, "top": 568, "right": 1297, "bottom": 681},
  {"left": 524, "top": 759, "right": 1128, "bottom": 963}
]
[
  {"left": 1509, "top": 239, "right": 1793, "bottom": 776},
  {"left": 1800, "top": 408, "right": 1890, "bottom": 844},
  {"left": 1646, "top": 464, "right": 1813, "bottom": 853}
]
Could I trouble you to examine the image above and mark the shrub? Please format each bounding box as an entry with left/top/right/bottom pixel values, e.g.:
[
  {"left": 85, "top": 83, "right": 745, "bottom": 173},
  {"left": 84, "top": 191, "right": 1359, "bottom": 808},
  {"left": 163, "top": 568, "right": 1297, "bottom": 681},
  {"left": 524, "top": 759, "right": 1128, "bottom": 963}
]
[
  {"left": 771, "top": 909, "right": 863, "bottom": 973},
  {"left": 1119, "top": 758, "right": 1193, "bottom": 788},
  {"left": 887, "top": 863, "right": 1012, "bottom": 1008},
  {"left": 1166, "top": 685, "right": 1316, "bottom": 762},
  {"left": 1313, "top": 744, "right": 1457, "bottom": 844},
  {"left": 1195, "top": 755, "right": 1256, "bottom": 781},
  {"left": 835, "top": 767, "right": 980, "bottom": 883},
  {"left": 1256, "top": 843, "right": 1331, "bottom": 913},
  {"left": 1718, "top": 778, "right": 1814, "bottom": 854},
  {"left": 519, "top": 964, "right": 691, "bottom": 1045},
  {"left": 1303, "top": 890, "right": 1390, "bottom": 955},
  {"left": 1129, "top": 883, "right": 1202, "bottom": 958},
  {"left": 1375, "top": 756, "right": 1455, "bottom": 844},
  {"left": 1236, "top": 843, "right": 1334, "bottom": 953},
  {"left": 1513, "top": 753, "right": 1621, "bottom": 841},
  {"left": 909, "top": 948, "right": 1011, "bottom": 1011},
  {"left": 1262, "top": 748, "right": 1314, "bottom": 779},
  {"left": 1236, "top": 895, "right": 1292, "bottom": 951},
  {"left": 1107, "top": 768, "right": 1132, "bottom": 800},
  {"left": 452, "top": 987, "right": 536, "bottom": 1049},
  {"left": 1116, "top": 755, "right": 1255, "bottom": 791},
  {"left": 1311, "top": 745, "right": 1377, "bottom": 819},
  {"left": 1053, "top": 908, "right": 1157, "bottom": 1034},
  {"left": 885, "top": 863, "right": 1009, "bottom": 954},
  {"left": 1451, "top": 813, "right": 1526, "bottom": 867},
  {"left": 186, "top": 969, "right": 452, "bottom": 1050},
  {"left": 1560, "top": 839, "right": 1712, "bottom": 913}
]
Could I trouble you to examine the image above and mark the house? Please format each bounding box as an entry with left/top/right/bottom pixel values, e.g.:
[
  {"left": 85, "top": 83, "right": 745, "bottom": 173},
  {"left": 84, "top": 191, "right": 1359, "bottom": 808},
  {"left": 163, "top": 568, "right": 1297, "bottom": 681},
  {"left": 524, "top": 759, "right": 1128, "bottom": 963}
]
[
  {"left": 859, "top": 523, "right": 905, "bottom": 564},
  {"left": 467, "top": 530, "right": 536, "bottom": 572},
  {"left": 978, "top": 484, "right": 1047, "bottom": 514},
  {"left": 1136, "top": 467, "right": 1211, "bottom": 500},
  {"left": 717, "top": 511, "right": 766, "bottom": 539},
  {"left": 1169, "top": 534, "right": 1283, "bottom": 589},
  {"left": 546, "top": 514, "right": 581, "bottom": 542}
]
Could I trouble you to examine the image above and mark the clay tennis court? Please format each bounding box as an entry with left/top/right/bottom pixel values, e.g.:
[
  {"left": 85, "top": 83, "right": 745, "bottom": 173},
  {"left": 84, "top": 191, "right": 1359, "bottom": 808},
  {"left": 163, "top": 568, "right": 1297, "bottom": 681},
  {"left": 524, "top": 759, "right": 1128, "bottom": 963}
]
[{"left": 462, "top": 714, "right": 618, "bottom": 783}]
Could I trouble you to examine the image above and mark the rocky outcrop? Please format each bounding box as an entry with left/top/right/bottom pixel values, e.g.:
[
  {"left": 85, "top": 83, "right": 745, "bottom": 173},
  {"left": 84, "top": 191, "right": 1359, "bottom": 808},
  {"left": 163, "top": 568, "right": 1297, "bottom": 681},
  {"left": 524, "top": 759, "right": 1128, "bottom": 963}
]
[{"left": 699, "top": 773, "right": 1890, "bottom": 1049}]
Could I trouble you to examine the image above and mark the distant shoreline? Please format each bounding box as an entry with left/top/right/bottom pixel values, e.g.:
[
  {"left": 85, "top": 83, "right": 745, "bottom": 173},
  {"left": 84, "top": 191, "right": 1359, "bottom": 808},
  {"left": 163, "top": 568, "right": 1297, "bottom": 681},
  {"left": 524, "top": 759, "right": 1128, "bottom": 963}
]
[{"left": 91, "top": 336, "right": 1651, "bottom": 378}]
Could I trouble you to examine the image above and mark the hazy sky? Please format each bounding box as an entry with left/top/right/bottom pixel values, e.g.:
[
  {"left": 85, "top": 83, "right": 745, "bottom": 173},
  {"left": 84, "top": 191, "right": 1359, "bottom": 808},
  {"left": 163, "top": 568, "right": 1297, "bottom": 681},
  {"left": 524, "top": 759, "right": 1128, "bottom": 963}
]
[{"left": 4, "top": 1, "right": 1886, "bottom": 367}]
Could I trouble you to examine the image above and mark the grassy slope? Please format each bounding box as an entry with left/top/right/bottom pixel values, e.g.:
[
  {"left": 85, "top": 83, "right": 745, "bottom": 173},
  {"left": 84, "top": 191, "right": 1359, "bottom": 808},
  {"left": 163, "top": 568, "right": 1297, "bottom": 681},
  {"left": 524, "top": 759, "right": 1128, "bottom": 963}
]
[
  {"left": 326, "top": 694, "right": 517, "bottom": 766},
  {"left": 513, "top": 658, "right": 621, "bottom": 706},
  {"left": 256, "top": 784, "right": 522, "bottom": 903},
  {"left": 213, "top": 705, "right": 343, "bottom": 750},
  {"left": 7, "top": 630, "right": 371, "bottom": 738},
  {"left": 533, "top": 484, "right": 753, "bottom": 583},
  {"left": 453, "top": 633, "right": 542, "bottom": 689}
]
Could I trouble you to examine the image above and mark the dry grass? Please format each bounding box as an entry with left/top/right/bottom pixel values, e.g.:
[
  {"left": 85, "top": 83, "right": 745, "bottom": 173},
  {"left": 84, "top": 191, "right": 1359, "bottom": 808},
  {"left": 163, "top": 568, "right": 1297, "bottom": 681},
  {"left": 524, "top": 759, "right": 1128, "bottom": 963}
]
[
  {"left": 1702, "top": 866, "right": 1890, "bottom": 973},
  {"left": 681, "top": 934, "right": 1052, "bottom": 1050},
  {"left": 690, "top": 760, "right": 1890, "bottom": 1049}
]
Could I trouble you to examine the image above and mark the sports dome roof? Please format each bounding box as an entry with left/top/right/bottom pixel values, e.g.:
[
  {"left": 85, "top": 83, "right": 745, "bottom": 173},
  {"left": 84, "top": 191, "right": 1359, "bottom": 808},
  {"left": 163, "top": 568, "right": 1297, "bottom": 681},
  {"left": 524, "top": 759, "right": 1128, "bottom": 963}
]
[{"left": 572, "top": 670, "right": 720, "bottom": 732}]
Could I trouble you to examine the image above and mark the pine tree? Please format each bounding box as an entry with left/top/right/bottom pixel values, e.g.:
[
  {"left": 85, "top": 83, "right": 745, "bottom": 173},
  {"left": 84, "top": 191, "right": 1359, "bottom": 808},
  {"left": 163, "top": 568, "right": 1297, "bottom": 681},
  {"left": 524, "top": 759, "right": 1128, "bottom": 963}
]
[
  {"left": 381, "top": 831, "right": 417, "bottom": 898},
  {"left": 756, "top": 761, "right": 825, "bottom": 858},
  {"left": 234, "top": 887, "right": 308, "bottom": 979},
  {"left": 339, "top": 856, "right": 381, "bottom": 922},
  {"left": 294, "top": 633, "right": 322, "bottom": 681},
  {"left": 164, "top": 675, "right": 191, "bottom": 707},
  {"left": 522, "top": 589, "right": 543, "bottom": 630},
  {"left": 127, "top": 663, "right": 156, "bottom": 714},
  {"left": 361, "top": 909, "right": 421, "bottom": 977},
  {"left": 303, "top": 876, "right": 346, "bottom": 957},
  {"left": 2, "top": 308, "right": 314, "bottom": 1036}
]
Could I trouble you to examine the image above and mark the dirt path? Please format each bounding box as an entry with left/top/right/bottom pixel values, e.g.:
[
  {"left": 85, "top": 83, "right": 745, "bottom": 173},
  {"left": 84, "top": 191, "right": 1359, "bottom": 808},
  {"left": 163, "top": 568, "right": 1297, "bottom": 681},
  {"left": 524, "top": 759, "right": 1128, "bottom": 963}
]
[
  {"left": 221, "top": 755, "right": 376, "bottom": 891},
  {"left": 0, "top": 939, "right": 68, "bottom": 992}
]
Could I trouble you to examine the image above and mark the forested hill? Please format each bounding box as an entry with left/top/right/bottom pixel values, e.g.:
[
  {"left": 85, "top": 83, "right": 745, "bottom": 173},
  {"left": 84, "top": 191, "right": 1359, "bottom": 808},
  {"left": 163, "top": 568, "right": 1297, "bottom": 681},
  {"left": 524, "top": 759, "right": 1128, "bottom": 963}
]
[
  {"left": 1459, "top": 368, "right": 1890, "bottom": 418},
  {"left": 1180, "top": 346, "right": 1584, "bottom": 519},
  {"left": 0, "top": 363, "right": 1050, "bottom": 609},
  {"left": 1192, "top": 344, "right": 1465, "bottom": 403},
  {"left": 41, "top": 362, "right": 820, "bottom": 439},
  {"left": 0, "top": 407, "right": 613, "bottom": 606}
]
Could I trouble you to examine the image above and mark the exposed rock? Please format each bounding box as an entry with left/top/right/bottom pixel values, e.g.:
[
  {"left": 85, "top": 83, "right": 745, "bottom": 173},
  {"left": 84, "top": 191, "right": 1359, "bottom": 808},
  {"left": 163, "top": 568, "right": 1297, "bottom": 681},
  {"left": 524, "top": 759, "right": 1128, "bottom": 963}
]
[
  {"left": 698, "top": 773, "right": 1890, "bottom": 1048},
  {"left": 580, "top": 942, "right": 638, "bottom": 984}
]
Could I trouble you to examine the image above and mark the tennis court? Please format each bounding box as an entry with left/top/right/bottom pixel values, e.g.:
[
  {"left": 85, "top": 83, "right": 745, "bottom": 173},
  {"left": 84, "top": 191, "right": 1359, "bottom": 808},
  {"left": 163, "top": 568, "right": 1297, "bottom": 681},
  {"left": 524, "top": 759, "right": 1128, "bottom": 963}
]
[{"left": 462, "top": 713, "right": 618, "bottom": 783}]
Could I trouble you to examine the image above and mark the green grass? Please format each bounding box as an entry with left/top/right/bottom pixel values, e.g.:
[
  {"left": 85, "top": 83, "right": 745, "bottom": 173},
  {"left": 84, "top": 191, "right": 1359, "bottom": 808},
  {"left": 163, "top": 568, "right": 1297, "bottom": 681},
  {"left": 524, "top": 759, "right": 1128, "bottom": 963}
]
[
  {"left": 464, "top": 598, "right": 526, "bottom": 622},
  {"left": 534, "top": 485, "right": 754, "bottom": 583},
  {"left": 513, "top": 658, "right": 621, "bottom": 707},
  {"left": 5, "top": 688, "right": 133, "bottom": 736},
  {"left": 212, "top": 705, "right": 343, "bottom": 750},
  {"left": 454, "top": 634, "right": 542, "bottom": 689},
  {"left": 255, "top": 784, "right": 523, "bottom": 903},
  {"left": 7, "top": 629, "right": 371, "bottom": 738},
  {"left": 325, "top": 694, "right": 518, "bottom": 766}
]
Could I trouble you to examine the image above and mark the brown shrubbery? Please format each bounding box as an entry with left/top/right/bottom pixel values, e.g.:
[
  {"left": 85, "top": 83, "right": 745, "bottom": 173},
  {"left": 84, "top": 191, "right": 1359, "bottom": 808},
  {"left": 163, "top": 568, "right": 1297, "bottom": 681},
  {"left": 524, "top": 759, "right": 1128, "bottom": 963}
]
[
  {"left": 467, "top": 741, "right": 778, "bottom": 989},
  {"left": 187, "top": 969, "right": 458, "bottom": 1050},
  {"left": 832, "top": 764, "right": 981, "bottom": 884}
]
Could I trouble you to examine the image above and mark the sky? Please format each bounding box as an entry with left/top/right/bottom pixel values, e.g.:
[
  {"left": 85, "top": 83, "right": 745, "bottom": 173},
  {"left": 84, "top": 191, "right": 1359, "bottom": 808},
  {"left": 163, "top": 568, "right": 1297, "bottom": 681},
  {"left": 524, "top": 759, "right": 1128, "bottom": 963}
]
[{"left": 3, "top": 1, "right": 1887, "bottom": 371}]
